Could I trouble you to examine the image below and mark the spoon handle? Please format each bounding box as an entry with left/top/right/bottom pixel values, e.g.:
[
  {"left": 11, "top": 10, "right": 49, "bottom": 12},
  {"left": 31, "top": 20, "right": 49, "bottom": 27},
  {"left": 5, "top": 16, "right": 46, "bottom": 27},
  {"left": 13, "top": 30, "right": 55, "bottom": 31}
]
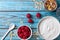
[{"left": 1, "top": 30, "right": 10, "bottom": 40}]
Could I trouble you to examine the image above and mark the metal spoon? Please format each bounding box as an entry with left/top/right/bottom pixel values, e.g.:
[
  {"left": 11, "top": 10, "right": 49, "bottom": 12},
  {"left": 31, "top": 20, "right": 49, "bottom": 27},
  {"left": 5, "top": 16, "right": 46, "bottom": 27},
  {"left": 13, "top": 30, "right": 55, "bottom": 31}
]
[{"left": 1, "top": 23, "right": 15, "bottom": 40}]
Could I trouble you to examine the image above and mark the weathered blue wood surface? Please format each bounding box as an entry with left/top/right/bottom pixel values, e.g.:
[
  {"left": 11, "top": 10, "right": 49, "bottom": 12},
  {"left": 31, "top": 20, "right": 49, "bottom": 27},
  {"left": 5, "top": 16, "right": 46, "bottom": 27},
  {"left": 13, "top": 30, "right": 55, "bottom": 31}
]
[{"left": 0, "top": 0, "right": 60, "bottom": 40}]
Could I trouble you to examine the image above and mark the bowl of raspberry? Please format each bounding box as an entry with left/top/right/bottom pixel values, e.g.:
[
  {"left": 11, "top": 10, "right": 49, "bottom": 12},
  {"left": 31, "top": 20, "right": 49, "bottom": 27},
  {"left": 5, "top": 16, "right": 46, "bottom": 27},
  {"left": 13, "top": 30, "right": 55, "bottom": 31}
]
[{"left": 17, "top": 25, "right": 32, "bottom": 40}]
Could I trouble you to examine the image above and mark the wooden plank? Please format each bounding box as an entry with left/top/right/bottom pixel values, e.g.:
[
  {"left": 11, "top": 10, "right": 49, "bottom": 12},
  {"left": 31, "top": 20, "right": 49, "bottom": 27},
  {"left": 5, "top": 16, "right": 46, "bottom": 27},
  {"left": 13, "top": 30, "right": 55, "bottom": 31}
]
[{"left": 0, "top": 0, "right": 44, "bottom": 11}]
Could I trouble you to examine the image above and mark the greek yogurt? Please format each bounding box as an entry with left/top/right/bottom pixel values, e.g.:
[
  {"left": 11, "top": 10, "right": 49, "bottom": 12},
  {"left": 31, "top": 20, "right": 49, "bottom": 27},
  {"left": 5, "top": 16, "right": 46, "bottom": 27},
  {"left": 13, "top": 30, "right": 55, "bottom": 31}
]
[{"left": 38, "top": 16, "right": 60, "bottom": 40}]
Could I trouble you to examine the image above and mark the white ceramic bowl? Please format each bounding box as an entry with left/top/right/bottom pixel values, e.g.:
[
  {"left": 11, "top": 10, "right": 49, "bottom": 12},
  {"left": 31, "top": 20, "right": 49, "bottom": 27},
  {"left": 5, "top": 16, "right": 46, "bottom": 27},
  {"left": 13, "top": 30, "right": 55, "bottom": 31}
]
[
  {"left": 17, "top": 25, "right": 32, "bottom": 40},
  {"left": 37, "top": 16, "right": 60, "bottom": 40}
]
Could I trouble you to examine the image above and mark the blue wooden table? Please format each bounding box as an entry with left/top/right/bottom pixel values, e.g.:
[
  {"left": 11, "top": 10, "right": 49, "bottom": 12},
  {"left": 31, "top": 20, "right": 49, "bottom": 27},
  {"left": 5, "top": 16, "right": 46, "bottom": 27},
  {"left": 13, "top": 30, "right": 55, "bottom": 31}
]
[{"left": 0, "top": 0, "right": 60, "bottom": 40}]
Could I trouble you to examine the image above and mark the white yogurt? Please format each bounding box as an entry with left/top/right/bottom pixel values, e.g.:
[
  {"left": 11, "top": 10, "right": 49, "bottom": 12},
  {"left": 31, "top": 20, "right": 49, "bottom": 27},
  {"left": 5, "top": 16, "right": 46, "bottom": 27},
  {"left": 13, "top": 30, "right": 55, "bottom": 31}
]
[{"left": 38, "top": 16, "right": 60, "bottom": 40}]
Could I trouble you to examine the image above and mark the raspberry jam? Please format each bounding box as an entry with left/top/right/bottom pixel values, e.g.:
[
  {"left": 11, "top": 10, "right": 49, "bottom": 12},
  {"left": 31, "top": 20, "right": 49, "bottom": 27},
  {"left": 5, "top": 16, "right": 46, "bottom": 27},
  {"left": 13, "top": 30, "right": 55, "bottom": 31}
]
[{"left": 17, "top": 26, "right": 31, "bottom": 39}]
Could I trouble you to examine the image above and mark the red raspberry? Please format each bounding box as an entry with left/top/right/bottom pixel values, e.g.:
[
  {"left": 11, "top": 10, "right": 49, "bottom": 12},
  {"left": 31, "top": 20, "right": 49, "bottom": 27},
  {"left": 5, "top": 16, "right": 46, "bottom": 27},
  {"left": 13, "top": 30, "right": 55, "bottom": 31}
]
[
  {"left": 25, "top": 27, "right": 28, "bottom": 29},
  {"left": 23, "top": 36, "right": 27, "bottom": 39},
  {"left": 19, "top": 33, "right": 23, "bottom": 38},
  {"left": 28, "top": 19, "right": 34, "bottom": 23},
  {"left": 22, "top": 30, "right": 25, "bottom": 32},
  {"left": 36, "top": 13, "right": 41, "bottom": 18},
  {"left": 26, "top": 13, "right": 31, "bottom": 18}
]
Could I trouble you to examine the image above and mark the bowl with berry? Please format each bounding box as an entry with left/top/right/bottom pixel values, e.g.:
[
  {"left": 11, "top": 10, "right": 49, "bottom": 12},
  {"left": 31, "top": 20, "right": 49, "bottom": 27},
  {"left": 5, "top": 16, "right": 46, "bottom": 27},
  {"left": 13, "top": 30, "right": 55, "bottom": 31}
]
[{"left": 17, "top": 25, "right": 32, "bottom": 40}]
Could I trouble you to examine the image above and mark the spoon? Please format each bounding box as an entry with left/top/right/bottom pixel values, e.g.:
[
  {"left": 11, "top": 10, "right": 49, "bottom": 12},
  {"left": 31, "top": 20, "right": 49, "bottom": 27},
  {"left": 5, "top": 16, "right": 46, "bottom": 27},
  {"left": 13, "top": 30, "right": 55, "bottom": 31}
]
[{"left": 1, "top": 23, "right": 15, "bottom": 40}]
